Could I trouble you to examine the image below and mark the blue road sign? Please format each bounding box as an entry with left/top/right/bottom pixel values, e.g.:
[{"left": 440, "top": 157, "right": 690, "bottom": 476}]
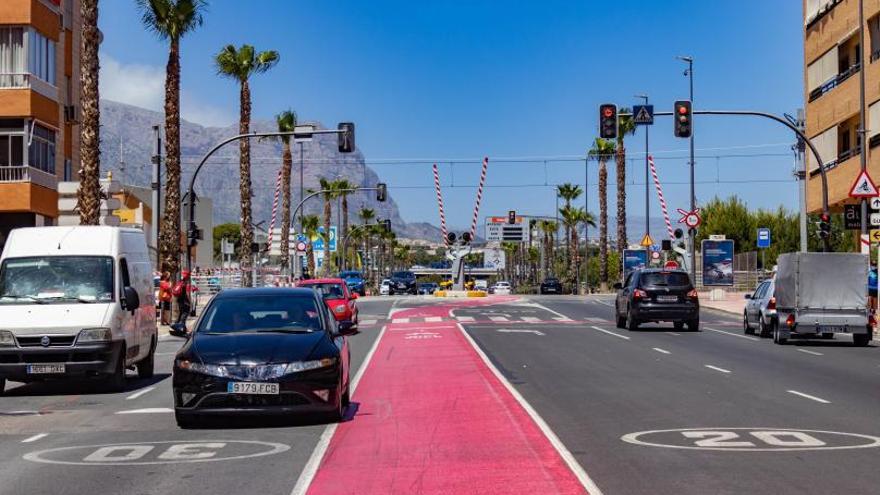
[
  {"left": 311, "top": 226, "right": 337, "bottom": 252},
  {"left": 757, "top": 228, "right": 771, "bottom": 249},
  {"left": 632, "top": 105, "right": 654, "bottom": 125}
]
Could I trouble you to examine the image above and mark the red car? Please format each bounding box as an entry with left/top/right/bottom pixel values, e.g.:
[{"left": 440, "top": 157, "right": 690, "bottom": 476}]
[{"left": 297, "top": 278, "right": 359, "bottom": 326}]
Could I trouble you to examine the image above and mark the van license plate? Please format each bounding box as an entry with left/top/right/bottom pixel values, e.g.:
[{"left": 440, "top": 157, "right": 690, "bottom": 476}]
[
  {"left": 27, "top": 364, "right": 65, "bottom": 374},
  {"left": 227, "top": 382, "right": 279, "bottom": 395},
  {"left": 821, "top": 326, "right": 846, "bottom": 333}
]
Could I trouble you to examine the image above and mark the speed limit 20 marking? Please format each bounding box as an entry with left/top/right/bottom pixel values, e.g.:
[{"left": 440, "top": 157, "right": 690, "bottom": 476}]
[{"left": 621, "top": 428, "right": 880, "bottom": 452}]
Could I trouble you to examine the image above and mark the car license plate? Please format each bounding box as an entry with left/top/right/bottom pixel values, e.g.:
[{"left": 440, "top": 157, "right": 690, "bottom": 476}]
[
  {"left": 821, "top": 326, "right": 846, "bottom": 333},
  {"left": 227, "top": 382, "right": 279, "bottom": 395},
  {"left": 27, "top": 364, "right": 65, "bottom": 374},
  {"left": 656, "top": 295, "right": 678, "bottom": 303}
]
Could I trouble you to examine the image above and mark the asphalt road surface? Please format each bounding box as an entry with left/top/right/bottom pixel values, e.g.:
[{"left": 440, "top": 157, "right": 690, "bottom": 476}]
[{"left": 1, "top": 295, "right": 877, "bottom": 494}]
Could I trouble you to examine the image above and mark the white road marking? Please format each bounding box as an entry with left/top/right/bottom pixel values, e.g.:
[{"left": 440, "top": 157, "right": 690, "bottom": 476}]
[
  {"left": 666, "top": 332, "right": 681, "bottom": 336},
  {"left": 115, "top": 408, "right": 174, "bottom": 414},
  {"left": 518, "top": 300, "right": 574, "bottom": 321},
  {"left": 489, "top": 316, "right": 509, "bottom": 322},
  {"left": 553, "top": 316, "right": 574, "bottom": 322},
  {"left": 591, "top": 298, "right": 615, "bottom": 307},
  {"left": 590, "top": 326, "right": 631, "bottom": 340},
  {"left": 797, "top": 349, "right": 823, "bottom": 356},
  {"left": 521, "top": 316, "right": 542, "bottom": 323},
  {"left": 125, "top": 387, "right": 155, "bottom": 400},
  {"left": 457, "top": 323, "right": 605, "bottom": 495},
  {"left": 652, "top": 347, "right": 671, "bottom": 355},
  {"left": 290, "top": 325, "right": 388, "bottom": 495},
  {"left": 22, "top": 433, "right": 48, "bottom": 443},
  {"left": 704, "top": 365, "right": 732, "bottom": 374},
  {"left": 497, "top": 329, "right": 545, "bottom": 336},
  {"left": 359, "top": 319, "right": 377, "bottom": 326},
  {"left": 704, "top": 327, "right": 760, "bottom": 341},
  {"left": 424, "top": 316, "right": 443, "bottom": 323},
  {"left": 391, "top": 318, "right": 410, "bottom": 324},
  {"left": 787, "top": 390, "right": 831, "bottom": 404},
  {"left": 456, "top": 316, "right": 476, "bottom": 322}
]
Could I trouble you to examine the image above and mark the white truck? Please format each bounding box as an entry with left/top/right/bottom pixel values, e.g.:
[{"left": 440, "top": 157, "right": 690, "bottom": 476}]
[
  {"left": 0, "top": 226, "right": 157, "bottom": 393},
  {"left": 774, "top": 252, "right": 872, "bottom": 346}
]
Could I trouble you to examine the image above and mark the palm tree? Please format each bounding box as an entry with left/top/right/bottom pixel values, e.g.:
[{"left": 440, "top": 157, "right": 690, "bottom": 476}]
[
  {"left": 137, "top": 0, "right": 206, "bottom": 276},
  {"left": 317, "top": 177, "right": 339, "bottom": 276},
  {"left": 615, "top": 108, "right": 637, "bottom": 259},
  {"left": 77, "top": 0, "right": 101, "bottom": 226},
  {"left": 334, "top": 178, "right": 356, "bottom": 268},
  {"left": 501, "top": 242, "right": 518, "bottom": 283},
  {"left": 556, "top": 183, "right": 583, "bottom": 274},
  {"left": 359, "top": 207, "right": 376, "bottom": 284},
  {"left": 272, "top": 110, "right": 297, "bottom": 273},
  {"left": 588, "top": 138, "right": 616, "bottom": 291},
  {"left": 215, "top": 44, "right": 280, "bottom": 286},
  {"left": 302, "top": 214, "right": 320, "bottom": 278},
  {"left": 539, "top": 220, "right": 557, "bottom": 277}
]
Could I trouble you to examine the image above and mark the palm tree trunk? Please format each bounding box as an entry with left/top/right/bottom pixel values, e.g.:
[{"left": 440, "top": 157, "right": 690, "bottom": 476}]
[
  {"left": 323, "top": 198, "right": 331, "bottom": 276},
  {"left": 599, "top": 159, "right": 609, "bottom": 291},
  {"left": 306, "top": 245, "right": 315, "bottom": 278},
  {"left": 615, "top": 144, "right": 627, "bottom": 258},
  {"left": 160, "top": 37, "right": 181, "bottom": 276},
  {"left": 280, "top": 141, "right": 292, "bottom": 273},
  {"left": 238, "top": 80, "right": 254, "bottom": 287},
  {"left": 341, "top": 194, "right": 349, "bottom": 269},
  {"left": 77, "top": 0, "right": 101, "bottom": 226}
]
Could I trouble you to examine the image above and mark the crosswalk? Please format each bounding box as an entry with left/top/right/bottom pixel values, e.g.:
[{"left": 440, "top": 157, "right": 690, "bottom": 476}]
[{"left": 357, "top": 315, "right": 609, "bottom": 326}]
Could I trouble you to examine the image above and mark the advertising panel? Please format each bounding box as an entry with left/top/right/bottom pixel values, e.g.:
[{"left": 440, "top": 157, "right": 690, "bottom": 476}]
[
  {"left": 623, "top": 249, "right": 648, "bottom": 277},
  {"left": 701, "top": 239, "right": 735, "bottom": 286}
]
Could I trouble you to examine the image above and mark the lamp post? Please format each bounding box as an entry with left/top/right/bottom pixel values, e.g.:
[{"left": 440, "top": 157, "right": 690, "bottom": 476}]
[
  {"left": 677, "top": 55, "right": 696, "bottom": 284},
  {"left": 635, "top": 94, "right": 649, "bottom": 239}
]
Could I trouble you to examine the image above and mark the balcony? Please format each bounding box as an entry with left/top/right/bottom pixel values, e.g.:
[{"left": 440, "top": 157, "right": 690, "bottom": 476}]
[
  {"left": 809, "top": 62, "right": 860, "bottom": 102},
  {"left": 806, "top": 0, "right": 844, "bottom": 29},
  {"left": 0, "top": 165, "right": 57, "bottom": 189},
  {"left": 0, "top": 72, "right": 57, "bottom": 100}
]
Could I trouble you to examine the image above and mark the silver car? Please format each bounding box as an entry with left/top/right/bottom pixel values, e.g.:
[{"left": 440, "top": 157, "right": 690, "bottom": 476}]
[{"left": 743, "top": 278, "right": 776, "bottom": 338}]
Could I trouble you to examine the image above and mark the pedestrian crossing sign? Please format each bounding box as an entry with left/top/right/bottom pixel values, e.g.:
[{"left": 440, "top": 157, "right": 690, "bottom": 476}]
[
  {"left": 849, "top": 170, "right": 879, "bottom": 198},
  {"left": 640, "top": 233, "right": 655, "bottom": 247}
]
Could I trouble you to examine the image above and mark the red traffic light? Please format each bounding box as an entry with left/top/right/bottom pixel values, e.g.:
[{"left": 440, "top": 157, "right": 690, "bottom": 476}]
[
  {"left": 678, "top": 105, "right": 688, "bottom": 115},
  {"left": 820, "top": 213, "right": 830, "bottom": 222},
  {"left": 603, "top": 107, "right": 613, "bottom": 118}
]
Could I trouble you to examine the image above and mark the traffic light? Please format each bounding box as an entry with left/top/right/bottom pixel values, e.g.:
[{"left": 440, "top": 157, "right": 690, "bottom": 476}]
[
  {"left": 674, "top": 100, "right": 692, "bottom": 138},
  {"left": 599, "top": 103, "right": 618, "bottom": 139},
  {"left": 338, "top": 122, "right": 355, "bottom": 153},
  {"left": 661, "top": 239, "right": 672, "bottom": 251},
  {"left": 376, "top": 183, "right": 387, "bottom": 202},
  {"left": 818, "top": 213, "right": 831, "bottom": 239},
  {"left": 446, "top": 232, "right": 457, "bottom": 244},
  {"left": 381, "top": 219, "right": 392, "bottom": 233},
  {"left": 187, "top": 226, "right": 202, "bottom": 247},
  {"left": 508, "top": 210, "right": 516, "bottom": 224},
  {"left": 461, "top": 232, "right": 472, "bottom": 244},
  {"left": 674, "top": 228, "right": 684, "bottom": 239}
]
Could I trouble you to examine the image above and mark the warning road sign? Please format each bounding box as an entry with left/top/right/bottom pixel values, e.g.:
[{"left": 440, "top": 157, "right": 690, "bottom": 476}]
[
  {"left": 871, "top": 230, "right": 880, "bottom": 243},
  {"left": 640, "top": 233, "right": 655, "bottom": 247},
  {"left": 849, "top": 170, "right": 879, "bottom": 198},
  {"left": 632, "top": 105, "right": 654, "bottom": 125}
]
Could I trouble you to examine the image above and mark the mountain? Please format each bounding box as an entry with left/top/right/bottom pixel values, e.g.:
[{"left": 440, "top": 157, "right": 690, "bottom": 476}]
[{"left": 98, "top": 99, "right": 442, "bottom": 241}]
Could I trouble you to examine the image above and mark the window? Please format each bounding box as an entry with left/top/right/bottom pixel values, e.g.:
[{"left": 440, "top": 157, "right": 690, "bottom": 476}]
[
  {"left": 28, "top": 123, "right": 56, "bottom": 173},
  {"left": 807, "top": 48, "right": 838, "bottom": 92},
  {"left": 871, "top": 16, "right": 880, "bottom": 62},
  {"left": 0, "top": 27, "right": 26, "bottom": 88},
  {"left": 27, "top": 30, "right": 55, "bottom": 84},
  {"left": 808, "top": 127, "right": 838, "bottom": 172},
  {"left": 641, "top": 272, "right": 692, "bottom": 287},
  {"left": 63, "top": 158, "right": 72, "bottom": 181}
]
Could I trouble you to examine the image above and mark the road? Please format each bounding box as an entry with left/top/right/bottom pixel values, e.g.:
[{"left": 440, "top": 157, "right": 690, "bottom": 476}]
[{"left": 0, "top": 295, "right": 877, "bottom": 494}]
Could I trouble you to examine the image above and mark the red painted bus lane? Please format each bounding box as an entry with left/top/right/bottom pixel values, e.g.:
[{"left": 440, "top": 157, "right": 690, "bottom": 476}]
[{"left": 304, "top": 303, "right": 595, "bottom": 494}]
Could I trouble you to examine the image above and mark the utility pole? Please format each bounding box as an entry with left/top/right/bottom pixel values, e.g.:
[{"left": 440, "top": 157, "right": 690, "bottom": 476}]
[
  {"left": 795, "top": 109, "right": 808, "bottom": 252},
  {"left": 150, "top": 125, "right": 161, "bottom": 273},
  {"left": 636, "top": 94, "right": 649, "bottom": 238},
  {"left": 858, "top": 0, "right": 869, "bottom": 239},
  {"left": 678, "top": 55, "right": 697, "bottom": 284}
]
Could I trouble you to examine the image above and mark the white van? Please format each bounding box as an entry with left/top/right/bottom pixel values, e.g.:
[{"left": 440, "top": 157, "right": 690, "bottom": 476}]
[{"left": 0, "top": 226, "right": 157, "bottom": 393}]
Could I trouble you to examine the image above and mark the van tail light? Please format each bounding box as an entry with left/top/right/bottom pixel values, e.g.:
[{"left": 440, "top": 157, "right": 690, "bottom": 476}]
[
  {"left": 687, "top": 289, "right": 699, "bottom": 300},
  {"left": 767, "top": 297, "right": 776, "bottom": 310},
  {"left": 633, "top": 289, "right": 648, "bottom": 300},
  {"left": 785, "top": 314, "right": 796, "bottom": 328},
  {"left": 870, "top": 313, "right": 877, "bottom": 327}
]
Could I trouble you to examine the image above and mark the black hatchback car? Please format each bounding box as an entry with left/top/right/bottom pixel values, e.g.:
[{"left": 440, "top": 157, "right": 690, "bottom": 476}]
[
  {"left": 172, "top": 288, "right": 356, "bottom": 428},
  {"left": 614, "top": 269, "right": 699, "bottom": 331},
  {"left": 540, "top": 277, "right": 563, "bottom": 294}
]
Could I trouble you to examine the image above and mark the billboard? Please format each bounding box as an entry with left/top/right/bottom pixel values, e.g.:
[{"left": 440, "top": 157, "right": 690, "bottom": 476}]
[
  {"left": 623, "top": 249, "right": 648, "bottom": 277},
  {"left": 701, "top": 239, "right": 735, "bottom": 286},
  {"left": 311, "top": 226, "right": 337, "bottom": 252},
  {"left": 483, "top": 248, "right": 506, "bottom": 270}
]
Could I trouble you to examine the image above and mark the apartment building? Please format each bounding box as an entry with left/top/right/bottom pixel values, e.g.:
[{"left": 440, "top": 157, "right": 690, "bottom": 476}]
[
  {"left": 804, "top": 0, "right": 880, "bottom": 212},
  {"left": 0, "top": 0, "right": 80, "bottom": 247}
]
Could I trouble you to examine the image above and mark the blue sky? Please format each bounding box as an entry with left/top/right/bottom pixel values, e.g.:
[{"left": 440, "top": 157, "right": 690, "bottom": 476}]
[{"left": 99, "top": 1, "right": 804, "bottom": 232}]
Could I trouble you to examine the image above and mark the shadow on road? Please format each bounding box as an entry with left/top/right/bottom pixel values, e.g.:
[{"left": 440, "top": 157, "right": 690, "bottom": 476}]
[
  {"left": 179, "top": 401, "right": 363, "bottom": 430},
  {"left": 3, "top": 373, "right": 171, "bottom": 397}
]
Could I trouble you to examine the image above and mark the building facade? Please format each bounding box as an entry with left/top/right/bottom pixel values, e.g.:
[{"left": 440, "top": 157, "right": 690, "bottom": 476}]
[
  {"left": 804, "top": 0, "right": 880, "bottom": 213},
  {"left": 0, "top": 0, "right": 80, "bottom": 247}
]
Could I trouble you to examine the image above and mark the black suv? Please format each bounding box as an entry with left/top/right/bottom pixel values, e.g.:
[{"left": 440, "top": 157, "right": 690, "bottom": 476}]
[
  {"left": 614, "top": 269, "right": 699, "bottom": 331},
  {"left": 389, "top": 271, "right": 417, "bottom": 295},
  {"left": 540, "top": 277, "right": 563, "bottom": 294}
]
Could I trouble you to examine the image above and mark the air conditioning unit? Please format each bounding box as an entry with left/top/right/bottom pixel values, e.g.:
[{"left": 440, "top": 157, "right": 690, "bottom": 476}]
[{"left": 64, "top": 105, "right": 79, "bottom": 123}]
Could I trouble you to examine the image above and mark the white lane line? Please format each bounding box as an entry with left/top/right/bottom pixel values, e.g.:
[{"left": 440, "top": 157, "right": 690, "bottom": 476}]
[
  {"left": 666, "top": 332, "right": 681, "bottom": 336},
  {"left": 424, "top": 316, "right": 443, "bottom": 323},
  {"left": 553, "top": 316, "right": 574, "bottom": 322},
  {"left": 115, "top": 408, "right": 174, "bottom": 414},
  {"left": 359, "top": 319, "right": 377, "bottom": 326},
  {"left": 456, "top": 316, "right": 476, "bottom": 322},
  {"left": 591, "top": 298, "right": 614, "bottom": 307},
  {"left": 21, "top": 433, "right": 48, "bottom": 443},
  {"left": 391, "top": 318, "right": 410, "bottom": 324},
  {"left": 521, "top": 316, "right": 541, "bottom": 323},
  {"left": 489, "top": 316, "right": 509, "bottom": 322},
  {"left": 291, "top": 325, "right": 388, "bottom": 495},
  {"left": 125, "top": 386, "right": 156, "bottom": 400},
  {"left": 704, "top": 365, "right": 732, "bottom": 374},
  {"left": 457, "top": 323, "right": 604, "bottom": 495},
  {"left": 652, "top": 347, "right": 671, "bottom": 355},
  {"left": 797, "top": 349, "right": 824, "bottom": 356},
  {"left": 590, "top": 326, "right": 631, "bottom": 340},
  {"left": 521, "top": 300, "right": 575, "bottom": 321},
  {"left": 704, "top": 327, "right": 760, "bottom": 342},
  {"left": 787, "top": 390, "right": 831, "bottom": 404}
]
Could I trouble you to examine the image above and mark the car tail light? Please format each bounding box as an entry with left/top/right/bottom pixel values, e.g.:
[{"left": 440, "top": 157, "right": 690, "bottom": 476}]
[
  {"left": 633, "top": 289, "right": 647, "bottom": 300},
  {"left": 687, "top": 289, "right": 698, "bottom": 300},
  {"left": 767, "top": 296, "right": 776, "bottom": 310},
  {"left": 785, "top": 314, "right": 796, "bottom": 328},
  {"left": 870, "top": 313, "right": 877, "bottom": 327}
]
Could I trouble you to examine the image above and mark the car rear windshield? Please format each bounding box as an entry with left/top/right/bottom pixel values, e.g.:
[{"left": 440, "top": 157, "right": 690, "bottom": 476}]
[
  {"left": 339, "top": 271, "right": 362, "bottom": 278},
  {"left": 641, "top": 272, "right": 691, "bottom": 287},
  {"left": 393, "top": 272, "right": 414, "bottom": 278},
  {"left": 198, "top": 295, "right": 323, "bottom": 334},
  {"left": 545, "top": 278, "right": 558, "bottom": 283},
  {"left": 301, "top": 283, "right": 345, "bottom": 298}
]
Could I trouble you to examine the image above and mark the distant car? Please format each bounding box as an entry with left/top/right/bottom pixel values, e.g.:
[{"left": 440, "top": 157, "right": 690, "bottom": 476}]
[
  {"left": 418, "top": 282, "right": 439, "bottom": 295},
  {"left": 172, "top": 288, "right": 356, "bottom": 427},
  {"left": 540, "top": 277, "right": 563, "bottom": 294},
  {"left": 298, "top": 278, "right": 359, "bottom": 326},
  {"left": 379, "top": 279, "right": 392, "bottom": 296},
  {"left": 389, "top": 271, "right": 417, "bottom": 295},
  {"left": 492, "top": 281, "right": 512, "bottom": 295},
  {"left": 338, "top": 271, "right": 366, "bottom": 296},
  {"left": 743, "top": 278, "right": 777, "bottom": 338},
  {"left": 614, "top": 269, "right": 699, "bottom": 331}
]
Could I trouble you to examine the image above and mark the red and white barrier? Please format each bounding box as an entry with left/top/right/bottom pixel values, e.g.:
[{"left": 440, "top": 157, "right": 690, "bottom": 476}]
[
  {"left": 648, "top": 155, "right": 675, "bottom": 240},
  {"left": 470, "top": 156, "right": 489, "bottom": 239},
  {"left": 433, "top": 163, "right": 449, "bottom": 246},
  {"left": 267, "top": 169, "right": 283, "bottom": 249}
]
